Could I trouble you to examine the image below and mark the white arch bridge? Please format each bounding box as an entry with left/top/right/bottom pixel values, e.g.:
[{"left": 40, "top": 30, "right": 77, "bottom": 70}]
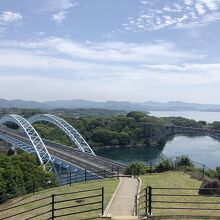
[
  {"left": 0, "top": 114, "right": 125, "bottom": 177},
  {"left": 28, "top": 114, "right": 95, "bottom": 155}
]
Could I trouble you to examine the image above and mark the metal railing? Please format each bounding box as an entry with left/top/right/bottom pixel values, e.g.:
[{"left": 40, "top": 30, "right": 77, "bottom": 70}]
[
  {"left": 136, "top": 186, "right": 220, "bottom": 218},
  {"left": 58, "top": 165, "right": 120, "bottom": 186},
  {"left": 0, "top": 165, "right": 121, "bottom": 204},
  {"left": 145, "top": 156, "right": 213, "bottom": 180},
  {"left": 0, "top": 187, "right": 104, "bottom": 220}
]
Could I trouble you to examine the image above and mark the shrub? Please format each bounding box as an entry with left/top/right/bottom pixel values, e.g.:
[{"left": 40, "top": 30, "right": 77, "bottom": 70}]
[
  {"left": 216, "top": 167, "right": 220, "bottom": 180},
  {"left": 155, "top": 159, "right": 174, "bottom": 172},
  {"left": 125, "top": 162, "right": 146, "bottom": 176},
  {"left": 205, "top": 169, "right": 217, "bottom": 179},
  {"left": 176, "top": 155, "right": 193, "bottom": 167}
]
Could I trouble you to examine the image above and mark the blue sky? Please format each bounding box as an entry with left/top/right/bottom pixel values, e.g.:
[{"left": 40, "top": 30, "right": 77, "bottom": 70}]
[{"left": 0, "top": 0, "right": 220, "bottom": 103}]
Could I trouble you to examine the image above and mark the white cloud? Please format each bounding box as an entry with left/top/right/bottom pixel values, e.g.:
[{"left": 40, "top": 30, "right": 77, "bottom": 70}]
[
  {"left": 1, "top": 60, "right": 220, "bottom": 102},
  {"left": 141, "top": 1, "right": 148, "bottom": 5},
  {"left": 199, "top": 0, "right": 220, "bottom": 10},
  {"left": 43, "top": 0, "right": 77, "bottom": 12},
  {"left": 195, "top": 3, "right": 206, "bottom": 15},
  {"left": 163, "top": 6, "right": 172, "bottom": 12},
  {"left": 0, "top": 37, "right": 202, "bottom": 64},
  {"left": 51, "top": 10, "right": 67, "bottom": 23},
  {"left": 142, "top": 63, "right": 220, "bottom": 74},
  {"left": 42, "top": 0, "right": 78, "bottom": 23},
  {"left": 0, "top": 11, "right": 23, "bottom": 23},
  {"left": 0, "top": 38, "right": 212, "bottom": 85},
  {"left": 0, "top": 38, "right": 219, "bottom": 103},
  {"left": 184, "top": 0, "right": 194, "bottom": 6},
  {"left": 0, "top": 49, "right": 112, "bottom": 74},
  {"left": 123, "top": 0, "right": 220, "bottom": 32},
  {"left": 176, "top": 12, "right": 220, "bottom": 28},
  {"left": 0, "top": 11, "right": 23, "bottom": 32}
]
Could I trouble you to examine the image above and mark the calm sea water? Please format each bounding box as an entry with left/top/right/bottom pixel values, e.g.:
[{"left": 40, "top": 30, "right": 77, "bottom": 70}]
[{"left": 96, "top": 111, "right": 220, "bottom": 168}]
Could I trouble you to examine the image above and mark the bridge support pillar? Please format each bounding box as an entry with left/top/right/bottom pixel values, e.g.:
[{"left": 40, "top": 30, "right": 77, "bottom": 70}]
[
  {"left": 12, "top": 145, "right": 17, "bottom": 155},
  {"left": 58, "top": 162, "right": 62, "bottom": 177}
]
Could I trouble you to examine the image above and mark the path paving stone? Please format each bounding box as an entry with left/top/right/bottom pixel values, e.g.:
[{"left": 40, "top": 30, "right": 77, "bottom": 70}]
[{"left": 106, "top": 177, "right": 139, "bottom": 218}]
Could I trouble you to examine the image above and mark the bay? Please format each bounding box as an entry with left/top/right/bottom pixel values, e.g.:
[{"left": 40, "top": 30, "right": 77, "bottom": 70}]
[
  {"left": 96, "top": 111, "right": 220, "bottom": 168},
  {"left": 96, "top": 135, "right": 220, "bottom": 168}
]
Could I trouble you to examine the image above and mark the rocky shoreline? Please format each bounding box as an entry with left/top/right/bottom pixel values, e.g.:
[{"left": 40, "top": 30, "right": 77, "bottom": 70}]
[{"left": 145, "top": 123, "right": 220, "bottom": 147}]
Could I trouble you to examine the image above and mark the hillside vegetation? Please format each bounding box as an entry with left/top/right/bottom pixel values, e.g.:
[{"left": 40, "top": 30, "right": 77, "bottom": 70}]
[
  {"left": 33, "top": 111, "right": 216, "bottom": 149},
  {"left": 3, "top": 109, "right": 220, "bottom": 148},
  {"left": 34, "top": 111, "right": 166, "bottom": 148},
  {"left": 0, "top": 152, "right": 57, "bottom": 202}
]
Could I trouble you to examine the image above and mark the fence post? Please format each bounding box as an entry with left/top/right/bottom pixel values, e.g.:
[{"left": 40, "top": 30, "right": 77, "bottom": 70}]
[
  {"left": 176, "top": 156, "right": 179, "bottom": 170},
  {"left": 69, "top": 172, "right": 72, "bottom": 186},
  {"left": 75, "top": 172, "right": 77, "bottom": 183},
  {"left": 111, "top": 165, "right": 114, "bottom": 178},
  {"left": 148, "top": 186, "right": 152, "bottom": 216},
  {"left": 103, "top": 169, "right": 106, "bottom": 178},
  {"left": 85, "top": 170, "right": 87, "bottom": 183},
  {"left": 117, "top": 166, "right": 119, "bottom": 179},
  {"left": 135, "top": 195, "right": 138, "bottom": 216},
  {"left": 51, "top": 194, "right": 55, "bottom": 220},
  {"left": 203, "top": 164, "right": 205, "bottom": 179},
  {"left": 101, "top": 187, "right": 104, "bottom": 215},
  {"left": 145, "top": 187, "right": 148, "bottom": 214},
  {"left": 32, "top": 180, "right": 35, "bottom": 195}
]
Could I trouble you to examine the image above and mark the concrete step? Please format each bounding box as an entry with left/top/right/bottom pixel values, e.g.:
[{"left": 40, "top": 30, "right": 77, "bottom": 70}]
[
  {"left": 111, "top": 216, "right": 138, "bottom": 220},
  {"left": 98, "top": 216, "right": 138, "bottom": 220}
]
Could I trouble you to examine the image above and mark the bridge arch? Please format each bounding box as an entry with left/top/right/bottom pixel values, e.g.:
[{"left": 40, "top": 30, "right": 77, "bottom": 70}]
[
  {"left": 28, "top": 114, "right": 96, "bottom": 156},
  {"left": 0, "top": 114, "right": 52, "bottom": 171}
]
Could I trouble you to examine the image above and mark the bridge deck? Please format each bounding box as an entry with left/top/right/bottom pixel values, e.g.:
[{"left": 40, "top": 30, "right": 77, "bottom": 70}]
[{"left": 0, "top": 127, "right": 126, "bottom": 175}]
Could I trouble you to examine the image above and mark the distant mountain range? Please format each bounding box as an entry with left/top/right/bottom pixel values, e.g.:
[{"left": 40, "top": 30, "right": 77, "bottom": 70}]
[{"left": 1, "top": 98, "right": 220, "bottom": 112}]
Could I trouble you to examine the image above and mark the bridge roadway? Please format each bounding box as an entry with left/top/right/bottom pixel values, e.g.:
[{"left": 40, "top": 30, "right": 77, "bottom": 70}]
[{"left": 0, "top": 127, "right": 126, "bottom": 175}]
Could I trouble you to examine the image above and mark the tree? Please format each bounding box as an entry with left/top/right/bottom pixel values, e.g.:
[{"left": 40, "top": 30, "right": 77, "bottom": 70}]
[
  {"left": 118, "top": 132, "right": 130, "bottom": 145},
  {"left": 91, "top": 128, "right": 118, "bottom": 146},
  {"left": 125, "top": 162, "right": 146, "bottom": 175},
  {"left": 4, "top": 122, "right": 19, "bottom": 129},
  {"left": 0, "top": 152, "right": 57, "bottom": 202},
  {"left": 198, "top": 120, "right": 207, "bottom": 126},
  {"left": 176, "top": 155, "right": 193, "bottom": 167},
  {"left": 212, "top": 121, "right": 220, "bottom": 130},
  {"left": 127, "top": 111, "right": 147, "bottom": 122},
  {"left": 167, "top": 117, "right": 199, "bottom": 128}
]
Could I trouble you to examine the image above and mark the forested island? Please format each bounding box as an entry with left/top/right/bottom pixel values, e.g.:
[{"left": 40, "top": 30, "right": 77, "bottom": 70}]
[
  {"left": 15, "top": 109, "right": 220, "bottom": 149},
  {"left": 1, "top": 108, "right": 220, "bottom": 150}
]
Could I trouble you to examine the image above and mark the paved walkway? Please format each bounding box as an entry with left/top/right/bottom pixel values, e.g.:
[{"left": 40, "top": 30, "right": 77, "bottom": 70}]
[{"left": 106, "top": 177, "right": 139, "bottom": 218}]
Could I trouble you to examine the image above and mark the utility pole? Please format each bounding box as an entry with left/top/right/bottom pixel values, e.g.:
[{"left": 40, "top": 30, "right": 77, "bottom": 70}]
[{"left": 8, "top": 103, "right": 11, "bottom": 114}]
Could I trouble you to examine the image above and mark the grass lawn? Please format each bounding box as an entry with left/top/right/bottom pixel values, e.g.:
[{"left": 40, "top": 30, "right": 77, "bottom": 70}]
[
  {"left": 140, "top": 171, "right": 220, "bottom": 219},
  {"left": 0, "top": 178, "right": 119, "bottom": 220}
]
